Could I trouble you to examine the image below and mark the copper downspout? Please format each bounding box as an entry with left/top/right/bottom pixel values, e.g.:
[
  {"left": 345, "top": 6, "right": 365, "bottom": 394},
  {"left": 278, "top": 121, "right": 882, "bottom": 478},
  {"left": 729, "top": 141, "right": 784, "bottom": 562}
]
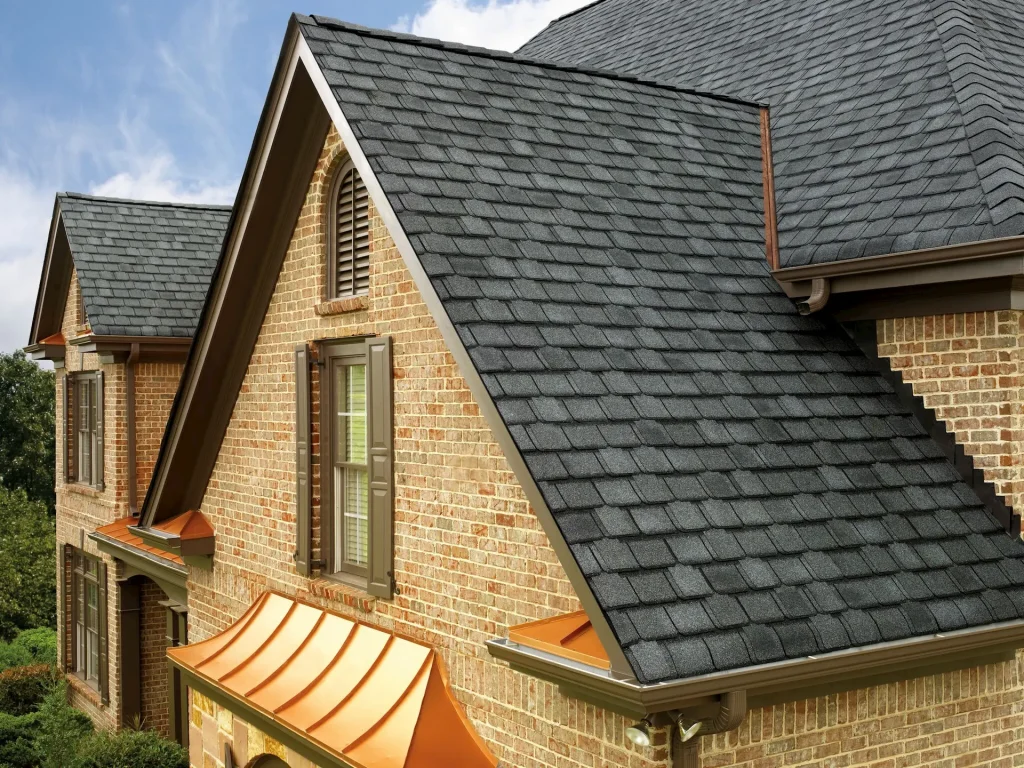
[
  {"left": 126, "top": 343, "right": 140, "bottom": 517},
  {"left": 796, "top": 276, "right": 831, "bottom": 314},
  {"left": 760, "top": 106, "right": 780, "bottom": 271}
]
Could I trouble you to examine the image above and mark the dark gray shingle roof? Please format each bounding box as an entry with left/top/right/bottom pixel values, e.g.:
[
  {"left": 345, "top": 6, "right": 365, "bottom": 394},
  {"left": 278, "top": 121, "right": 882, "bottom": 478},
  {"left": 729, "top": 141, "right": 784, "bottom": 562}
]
[
  {"left": 58, "top": 193, "right": 231, "bottom": 337},
  {"left": 298, "top": 16, "right": 1024, "bottom": 685},
  {"left": 520, "top": 0, "right": 1024, "bottom": 267}
]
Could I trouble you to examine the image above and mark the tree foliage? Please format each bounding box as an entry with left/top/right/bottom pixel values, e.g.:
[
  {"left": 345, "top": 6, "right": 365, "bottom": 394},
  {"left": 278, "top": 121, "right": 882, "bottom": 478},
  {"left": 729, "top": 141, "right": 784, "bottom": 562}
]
[
  {"left": 0, "top": 489, "right": 56, "bottom": 641},
  {"left": 0, "top": 352, "right": 55, "bottom": 511}
]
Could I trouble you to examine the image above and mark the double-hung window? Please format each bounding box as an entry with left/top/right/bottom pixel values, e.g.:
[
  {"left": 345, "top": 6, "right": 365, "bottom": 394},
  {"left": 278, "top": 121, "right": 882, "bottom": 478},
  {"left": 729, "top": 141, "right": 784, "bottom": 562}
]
[
  {"left": 65, "top": 371, "right": 104, "bottom": 489},
  {"left": 293, "top": 337, "right": 393, "bottom": 597},
  {"left": 69, "top": 548, "right": 107, "bottom": 698}
]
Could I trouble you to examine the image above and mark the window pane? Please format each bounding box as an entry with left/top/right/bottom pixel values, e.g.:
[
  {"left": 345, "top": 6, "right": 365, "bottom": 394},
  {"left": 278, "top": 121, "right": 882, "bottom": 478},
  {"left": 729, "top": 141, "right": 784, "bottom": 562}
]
[
  {"left": 335, "top": 364, "right": 367, "bottom": 465},
  {"left": 87, "top": 630, "right": 98, "bottom": 681},
  {"left": 344, "top": 466, "right": 368, "bottom": 566},
  {"left": 86, "top": 583, "right": 98, "bottom": 631}
]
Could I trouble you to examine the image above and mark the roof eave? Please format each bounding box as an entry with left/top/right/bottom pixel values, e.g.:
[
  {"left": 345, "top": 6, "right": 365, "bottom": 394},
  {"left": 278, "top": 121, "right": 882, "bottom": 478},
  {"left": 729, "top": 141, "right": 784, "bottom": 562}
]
[
  {"left": 774, "top": 235, "right": 1024, "bottom": 319},
  {"left": 68, "top": 333, "right": 192, "bottom": 361},
  {"left": 488, "top": 616, "right": 1024, "bottom": 719}
]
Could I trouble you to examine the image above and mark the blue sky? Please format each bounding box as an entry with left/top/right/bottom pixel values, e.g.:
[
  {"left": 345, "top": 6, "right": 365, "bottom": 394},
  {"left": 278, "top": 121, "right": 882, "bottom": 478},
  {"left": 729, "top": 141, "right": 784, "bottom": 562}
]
[{"left": 0, "top": 0, "right": 590, "bottom": 354}]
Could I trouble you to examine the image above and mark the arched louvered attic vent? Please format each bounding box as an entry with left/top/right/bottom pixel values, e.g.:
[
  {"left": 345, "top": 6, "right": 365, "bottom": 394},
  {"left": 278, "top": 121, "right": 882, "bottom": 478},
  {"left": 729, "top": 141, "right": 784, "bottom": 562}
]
[{"left": 327, "top": 159, "right": 370, "bottom": 298}]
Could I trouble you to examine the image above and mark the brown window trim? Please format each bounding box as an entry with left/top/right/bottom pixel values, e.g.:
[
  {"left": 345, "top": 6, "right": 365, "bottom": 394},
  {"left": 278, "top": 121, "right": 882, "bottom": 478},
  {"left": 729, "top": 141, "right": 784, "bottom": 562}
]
[
  {"left": 325, "top": 156, "right": 370, "bottom": 301},
  {"left": 70, "top": 549, "right": 106, "bottom": 697},
  {"left": 319, "top": 338, "right": 370, "bottom": 584},
  {"left": 65, "top": 370, "right": 104, "bottom": 491}
]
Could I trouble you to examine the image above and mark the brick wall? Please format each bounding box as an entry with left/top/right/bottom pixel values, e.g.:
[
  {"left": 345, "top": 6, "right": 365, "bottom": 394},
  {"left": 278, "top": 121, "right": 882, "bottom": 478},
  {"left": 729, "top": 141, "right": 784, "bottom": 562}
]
[
  {"left": 182, "top": 129, "right": 1024, "bottom": 768},
  {"left": 877, "top": 313, "right": 1023, "bottom": 512},
  {"left": 55, "top": 270, "right": 125, "bottom": 729},
  {"left": 139, "top": 579, "right": 171, "bottom": 736},
  {"left": 135, "top": 362, "right": 184, "bottom": 508}
]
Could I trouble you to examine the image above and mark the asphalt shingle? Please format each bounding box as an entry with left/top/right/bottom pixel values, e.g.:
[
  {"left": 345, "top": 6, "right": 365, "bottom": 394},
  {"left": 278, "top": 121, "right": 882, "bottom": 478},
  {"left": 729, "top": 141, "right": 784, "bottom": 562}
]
[{"left": 58, "top": 194, "right": 230, "bottom": 337}]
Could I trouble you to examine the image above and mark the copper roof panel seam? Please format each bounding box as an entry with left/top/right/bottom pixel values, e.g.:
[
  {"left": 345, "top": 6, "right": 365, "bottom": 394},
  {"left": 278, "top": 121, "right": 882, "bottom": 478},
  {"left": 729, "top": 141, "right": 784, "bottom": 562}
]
[
  {"left": 561, "top": 618, "right": 594, "bottom": 648},
  {"left": 313, "top": 642, "right": 433, "bottom": 748},
  {"left": 243, "top": 611, "right": 329, "bottom": 698},
  {"left": 200, "top": 598, "right": 295, "bottom": 679},
  {"left": 340, "top": 653, "right": 434, "bottom": 755},
  {"left": 304, "top": 634, "right": 397, "bottom": 733},
  {"left": 192, "top": 594, "right": 273, "bottom": 671},
  {"left": 272, "top": 621, "right": 362, "bottom": 716},
  {"left": 221, "top": 603, "right": 317, "bottom": 692}
]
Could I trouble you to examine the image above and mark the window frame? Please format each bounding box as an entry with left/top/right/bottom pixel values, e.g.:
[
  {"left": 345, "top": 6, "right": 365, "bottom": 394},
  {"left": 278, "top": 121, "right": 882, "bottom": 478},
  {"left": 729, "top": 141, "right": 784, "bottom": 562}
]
[
  {"left": 319, "top": 339, "right": 371, "bottom": 585},
  {"left": 71, "top": 550, "right": 103, "bottom": 691},
  {"left": 66, "top": 370, "right": 104, "bottom": 490},
  {"left": 325, "top": 157, "right": 370, "bottom": 301}
]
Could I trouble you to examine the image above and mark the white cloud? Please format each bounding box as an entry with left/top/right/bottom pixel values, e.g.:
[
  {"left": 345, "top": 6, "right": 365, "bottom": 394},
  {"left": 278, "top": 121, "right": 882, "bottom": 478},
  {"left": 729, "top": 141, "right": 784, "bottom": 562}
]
[
  {"left": 393, "top": 0, "right": 594, "bottom": 51},
  {"left": 0, "top": 169, "right": 53, "bottom": 355},
  {"left": 89, "top": 154, "right": 235, "bottom": 205}
]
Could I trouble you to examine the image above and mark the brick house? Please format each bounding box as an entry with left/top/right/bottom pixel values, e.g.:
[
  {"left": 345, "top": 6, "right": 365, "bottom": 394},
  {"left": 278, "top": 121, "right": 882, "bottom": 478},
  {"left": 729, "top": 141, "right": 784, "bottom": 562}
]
[
  {"left": 26, "top": 193, "right": 229, "bottom": 736},
  {"left": 27, "top": 3, "right": 1024, "bottom": 768}
]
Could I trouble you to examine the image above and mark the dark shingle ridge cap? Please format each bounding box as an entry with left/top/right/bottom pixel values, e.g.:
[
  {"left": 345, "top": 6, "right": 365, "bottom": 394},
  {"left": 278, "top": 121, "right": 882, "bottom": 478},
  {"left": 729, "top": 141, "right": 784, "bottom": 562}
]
[
  {"left": 301, "top": 13, "right": 765, "bottom": 110},
  {"left": 58, "top": 191, "right": 233, "bottom": 212},
  {"left": 549, "top": 0, "right": 609, "bottom": 25}
]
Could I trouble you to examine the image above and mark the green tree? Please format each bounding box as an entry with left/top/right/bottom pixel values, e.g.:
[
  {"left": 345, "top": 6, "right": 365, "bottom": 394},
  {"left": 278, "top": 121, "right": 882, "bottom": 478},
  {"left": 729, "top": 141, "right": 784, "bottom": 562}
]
[
  {"left": 0, "top": 489, "right": 56, "bottom": 640},
  {"left": 0, "top": 351, "right": 55, "bottom": 511},
  {"left": 36, "top": 681, "right": 92, "bottom": 768}
]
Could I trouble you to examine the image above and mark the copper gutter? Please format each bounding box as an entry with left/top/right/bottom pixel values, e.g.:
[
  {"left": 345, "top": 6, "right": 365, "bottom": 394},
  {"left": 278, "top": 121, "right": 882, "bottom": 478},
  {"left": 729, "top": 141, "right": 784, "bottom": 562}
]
[
  {"left": 760, "top": 107, "right": 780, "bottom": 271},
  {"left": 487, "top": 616, "right": 1024, "bottom": 720}
]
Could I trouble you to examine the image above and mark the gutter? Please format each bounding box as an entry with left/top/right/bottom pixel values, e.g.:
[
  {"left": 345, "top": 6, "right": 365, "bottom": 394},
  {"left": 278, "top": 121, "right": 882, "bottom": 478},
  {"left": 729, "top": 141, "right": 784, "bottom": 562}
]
[
  {"left": 773, "top": 235, "right": 1024, "bottom": 312},
  {"left": 487, "top": 617, "right": 1024, "bottom": 721}
]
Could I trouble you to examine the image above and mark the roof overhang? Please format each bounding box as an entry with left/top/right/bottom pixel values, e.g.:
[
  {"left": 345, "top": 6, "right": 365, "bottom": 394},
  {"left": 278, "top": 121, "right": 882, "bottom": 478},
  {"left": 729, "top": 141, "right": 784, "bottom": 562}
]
[
  {"left": 67, "top": 333, "right": 192, "bottom": 362},
  {"left": 28, "top": 204, "right": 73, "bottom": 348},
  {"left": 90, "top": 520, "right": 188, "bottom": 605},
  {"left": 488, "top": 615, "right": 1024, "bottom": 719},
  {"left": 131, "top": 509, "right": 215, "bottom": 567},
  {"left": 169, "top": 592, "right": 499, "bottom": 768},
  {"left": 773, "top": 235, "right": 1024, "bottom": 319}
]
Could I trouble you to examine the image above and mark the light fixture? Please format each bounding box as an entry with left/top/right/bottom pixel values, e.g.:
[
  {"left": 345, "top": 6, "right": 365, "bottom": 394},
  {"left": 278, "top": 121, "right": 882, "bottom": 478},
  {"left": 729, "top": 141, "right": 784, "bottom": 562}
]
[
  {"left": 676, "top": 714, "right": 703, "bottom": 743},
  {"left": 625, "top": 717, "right": 653, "bottom": 747}
]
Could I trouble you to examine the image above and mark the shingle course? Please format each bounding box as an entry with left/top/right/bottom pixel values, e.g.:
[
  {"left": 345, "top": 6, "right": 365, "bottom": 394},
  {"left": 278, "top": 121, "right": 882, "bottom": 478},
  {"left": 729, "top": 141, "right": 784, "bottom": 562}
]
[
  {"left": 59, "top": 194, "right": 230, "bottom": 337},
  {"left": 520, "top": 0, "right": 1024, "bottom": 266}
]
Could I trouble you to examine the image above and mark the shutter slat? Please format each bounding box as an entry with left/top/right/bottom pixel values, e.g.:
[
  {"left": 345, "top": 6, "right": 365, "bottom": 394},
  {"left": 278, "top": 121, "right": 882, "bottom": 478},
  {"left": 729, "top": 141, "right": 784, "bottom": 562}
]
[
  {"left": 64, "top": 377, "right": 75, "bottom": 483},
  {"left": 295, "top": 345, "right": 313, "bottom": 576},
  {"left": 366, "top": 337, "right": 393, "bottom": 599},
  {"left": 332, "top": 164, "right": 371, "bottom": 299}
]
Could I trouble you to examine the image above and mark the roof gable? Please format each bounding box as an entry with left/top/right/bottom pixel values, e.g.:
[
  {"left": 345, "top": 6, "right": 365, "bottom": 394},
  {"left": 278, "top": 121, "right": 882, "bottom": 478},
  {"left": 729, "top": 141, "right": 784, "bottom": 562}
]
[
  {"left": 520, "top": 0, "right": 1024, "bottom": 267},
  {"left": 55, "top": 194, "right": 231, "bottom": 338},
  {"left": 143, "top": 13, "right": 1024, "bottom": 689}
]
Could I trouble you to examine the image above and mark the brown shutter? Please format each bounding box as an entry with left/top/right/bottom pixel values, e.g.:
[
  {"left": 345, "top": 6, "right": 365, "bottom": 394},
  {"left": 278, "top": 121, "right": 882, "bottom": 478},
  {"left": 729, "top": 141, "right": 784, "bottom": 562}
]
[
  {"left": 94, "top": 371, "right": 105, "bottom": 491},
  {"left": 98, "top": 560, "right": 109, "bottom": 704},
  {"left": 332, "top": 165, "right": 370, "bottom": 298},
  {"left": 62, "top": 546, "right": 73, "bottom": 672},
  {"left": 295, "top": 345, "right": 313, "bottom": 577},
  {"left": 64, "top": 376, "right": 76, "bottom": 484},
  {"left": 366, "top": 336, "right": 394, "bottom": 598}
]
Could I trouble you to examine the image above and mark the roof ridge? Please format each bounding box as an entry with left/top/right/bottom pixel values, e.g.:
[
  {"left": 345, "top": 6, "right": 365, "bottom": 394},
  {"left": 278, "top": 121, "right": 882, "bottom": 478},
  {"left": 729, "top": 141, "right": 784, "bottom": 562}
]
[
  {"left": 929, "top": 0, "right": 1024, "bottom": 233},
  {"left": 301, "top": 14, "right": 764, "bottom": 110},
  {"left": 58, "top": 191, "right": 233, "bottom": 212}
]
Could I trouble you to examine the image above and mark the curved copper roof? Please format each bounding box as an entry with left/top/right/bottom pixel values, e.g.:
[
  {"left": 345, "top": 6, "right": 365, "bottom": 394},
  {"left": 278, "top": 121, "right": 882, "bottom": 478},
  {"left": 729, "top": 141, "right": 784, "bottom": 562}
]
[{"left": 168, "top": 592, "right": 498, "bottom": 768}]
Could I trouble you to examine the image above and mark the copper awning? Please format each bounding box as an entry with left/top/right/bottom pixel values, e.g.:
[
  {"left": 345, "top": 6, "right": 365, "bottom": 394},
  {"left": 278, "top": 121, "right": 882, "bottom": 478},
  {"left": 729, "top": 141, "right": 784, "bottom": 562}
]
[
  {"left": 168, "top": 592, "right": 498, "bottom": 768},
  {"left": 94, "top": 516, "right": 184, "bottom": 567},
  {"left": 508, "top": 611, "right": 610, "bottom": 670}
]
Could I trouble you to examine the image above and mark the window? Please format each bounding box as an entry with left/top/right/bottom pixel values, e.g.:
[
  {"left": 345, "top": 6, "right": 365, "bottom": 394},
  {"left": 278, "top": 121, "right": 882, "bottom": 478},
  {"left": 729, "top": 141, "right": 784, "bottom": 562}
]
[
  {"left": 69, "top": 548, "right": 107, "bottom": 698},
  {"left": 326, "top": 159, "right": 370, "bottom": 299},
  {"left": 294, "top": 337, "right": 393, "bottom": 597},
  {"left": 64, "top": 371, "right": 104, "bottom": 489}
]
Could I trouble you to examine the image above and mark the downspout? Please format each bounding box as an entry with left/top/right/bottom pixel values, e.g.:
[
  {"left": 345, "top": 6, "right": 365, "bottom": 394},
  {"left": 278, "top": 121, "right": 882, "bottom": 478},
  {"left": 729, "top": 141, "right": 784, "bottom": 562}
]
[
  {"left": 673, "top": 691, "right": 747, "bottom": 768},
  {"left": 126, "top": 343, "right": 140, "bottom": 517},
  {"left": 796, "top": 276, "right": 831, "bottom": 314}
]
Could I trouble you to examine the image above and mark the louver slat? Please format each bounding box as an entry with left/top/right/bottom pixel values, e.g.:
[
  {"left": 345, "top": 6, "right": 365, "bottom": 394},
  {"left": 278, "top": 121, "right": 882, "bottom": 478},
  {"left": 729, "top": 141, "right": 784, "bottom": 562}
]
[{"left": 333, "top": 164, "right": 371, "bottom": 298}]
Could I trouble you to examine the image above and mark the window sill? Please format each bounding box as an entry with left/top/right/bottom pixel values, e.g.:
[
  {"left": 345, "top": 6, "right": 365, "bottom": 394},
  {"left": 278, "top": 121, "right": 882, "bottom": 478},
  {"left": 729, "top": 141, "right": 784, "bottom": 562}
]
[
  {"left": 64, "top": 483, "right": 104, "bottom": 498},
  {"left": 67, "top": 672, "right": 103, "bottom": 706},
  {"left": 316, "top": 296, "right": 369, "bottom": 316},
  {"left": 306, "top": 577, "right": 376, "bottom": 613}
]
